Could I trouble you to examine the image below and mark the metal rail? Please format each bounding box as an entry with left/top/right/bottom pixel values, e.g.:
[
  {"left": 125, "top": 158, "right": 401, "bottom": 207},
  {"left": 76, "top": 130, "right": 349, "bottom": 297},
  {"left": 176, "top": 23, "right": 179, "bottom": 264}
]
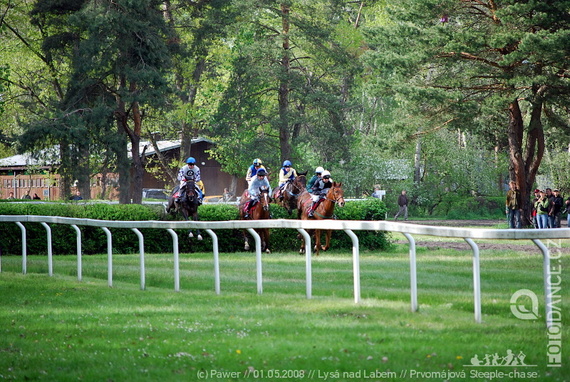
[{"left": 1, "top": 215, "right": 568, "bottom": 327}]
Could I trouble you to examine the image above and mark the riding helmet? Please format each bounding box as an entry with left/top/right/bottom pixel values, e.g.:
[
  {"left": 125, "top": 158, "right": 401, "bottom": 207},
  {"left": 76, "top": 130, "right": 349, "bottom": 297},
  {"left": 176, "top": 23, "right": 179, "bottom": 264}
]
[
  {"left": 253, "top": 158, "right": 262, "bottom": 165},
  {"left": 257, "top": 169, "right": 267, "bottom": 176},
  {"left": 282, "top": 160, "right": 292, "bottom": 167},
  {"left": 315, "top": 166, "right": 324, "bottom": 174},
  {"left": 186, "top": 157, "right": 196, "bottom": 164}
]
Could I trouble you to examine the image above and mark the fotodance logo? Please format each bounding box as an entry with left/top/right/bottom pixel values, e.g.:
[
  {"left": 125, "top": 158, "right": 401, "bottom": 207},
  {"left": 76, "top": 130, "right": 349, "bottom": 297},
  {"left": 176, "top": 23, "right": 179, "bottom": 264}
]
[{"left": 510, "top": 289, "right": 539, "bottom": 320}]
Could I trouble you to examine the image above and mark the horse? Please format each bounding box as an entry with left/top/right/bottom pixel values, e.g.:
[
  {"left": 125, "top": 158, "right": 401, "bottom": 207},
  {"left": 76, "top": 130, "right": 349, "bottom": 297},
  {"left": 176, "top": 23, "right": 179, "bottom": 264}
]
[
  {"left": 166, "top": 180, "right": 203, "bottom": 240},
  {"left": 238, "top": 186, "right": 272, "bottom": 253},
  {"left": 273, "top": 171, "right": 308, "bottom": 216},
  {"left": 297, "top": 182, "right": 345, "bottom": 255}
]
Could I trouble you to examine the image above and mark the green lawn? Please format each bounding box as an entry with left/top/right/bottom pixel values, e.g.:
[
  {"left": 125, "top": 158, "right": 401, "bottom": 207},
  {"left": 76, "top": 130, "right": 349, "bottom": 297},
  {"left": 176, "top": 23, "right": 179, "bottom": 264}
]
[{"left": 0, "top": 245, "right": 568, "bottom": 381}]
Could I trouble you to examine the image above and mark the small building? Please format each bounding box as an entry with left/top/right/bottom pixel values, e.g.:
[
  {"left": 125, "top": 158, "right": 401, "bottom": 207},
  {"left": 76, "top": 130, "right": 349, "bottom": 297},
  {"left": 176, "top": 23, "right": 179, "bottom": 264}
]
[{"left": 0, "top": 137, "right": 245, "bottom": 200}]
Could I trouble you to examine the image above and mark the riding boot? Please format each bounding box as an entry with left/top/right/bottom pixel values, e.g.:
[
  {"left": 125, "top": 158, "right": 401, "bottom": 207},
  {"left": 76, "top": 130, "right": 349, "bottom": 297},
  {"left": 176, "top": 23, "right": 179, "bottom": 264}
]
[
  {"left": 308, "top": 202, "right": 317, "bottom": 217},
  {"left": 244, "top": 201, "right": 251, "bottom": 218}
]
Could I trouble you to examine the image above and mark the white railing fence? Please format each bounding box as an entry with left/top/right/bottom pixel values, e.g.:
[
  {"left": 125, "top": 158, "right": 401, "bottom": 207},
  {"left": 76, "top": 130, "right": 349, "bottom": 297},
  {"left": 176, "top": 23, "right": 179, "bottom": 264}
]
[{"left": 1, "top": 215, "right": 568, "bottom": 327}]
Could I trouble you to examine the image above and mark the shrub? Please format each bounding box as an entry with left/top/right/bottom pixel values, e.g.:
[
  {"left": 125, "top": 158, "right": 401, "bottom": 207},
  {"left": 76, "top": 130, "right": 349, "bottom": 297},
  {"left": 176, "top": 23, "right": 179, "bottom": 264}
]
[{"left": 0, "top": 199, "right": 390, "bottom": 255}]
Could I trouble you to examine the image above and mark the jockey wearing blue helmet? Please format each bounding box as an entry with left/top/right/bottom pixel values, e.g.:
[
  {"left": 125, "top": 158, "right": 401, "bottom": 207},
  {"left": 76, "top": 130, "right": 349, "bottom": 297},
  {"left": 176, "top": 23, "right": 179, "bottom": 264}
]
[
  {"left": 275, "top": 160, "right": 297, "bottom": 200},
  {"left": 244, "top": 168, "right": 271, "bottom": 218},
  {"left": 246, "top": 158, "right": 267, "bottom": 185},
  {"left": 278, "top": 160, "right": 297, "bottom": 187},
  {"left": 176, "top": 156, "right": 205, "bottom": 202}
]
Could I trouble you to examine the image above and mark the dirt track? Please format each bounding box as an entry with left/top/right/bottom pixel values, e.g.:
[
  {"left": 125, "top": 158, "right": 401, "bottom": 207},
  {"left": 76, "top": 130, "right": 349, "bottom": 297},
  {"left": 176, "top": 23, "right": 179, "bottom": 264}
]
[{"left": 394, "top": 219, "right": 570, "bottom": 253}]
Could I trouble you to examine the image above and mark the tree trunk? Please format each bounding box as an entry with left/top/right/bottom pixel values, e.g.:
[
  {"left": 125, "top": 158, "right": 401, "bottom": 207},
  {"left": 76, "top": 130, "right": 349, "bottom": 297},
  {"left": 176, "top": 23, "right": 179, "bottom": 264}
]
[
  {"left": 128, "top": 83, "right": 144, "bottom": 204},
  {"left": 507, "top": 98, "right": 544, "bottom": 227},
  {"left": 278, "top": 4, "right": 292, "bottom": 162}
]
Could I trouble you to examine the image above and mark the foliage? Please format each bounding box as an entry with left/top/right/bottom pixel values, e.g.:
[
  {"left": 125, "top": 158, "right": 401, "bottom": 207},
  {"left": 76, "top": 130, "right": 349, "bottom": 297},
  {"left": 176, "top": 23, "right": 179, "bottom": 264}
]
[
  {"left": 0, "top": 199, "right": 390, "bottom": 255},
  {"left": 2, "top": 0, "right": 570, "bottom": 213}
]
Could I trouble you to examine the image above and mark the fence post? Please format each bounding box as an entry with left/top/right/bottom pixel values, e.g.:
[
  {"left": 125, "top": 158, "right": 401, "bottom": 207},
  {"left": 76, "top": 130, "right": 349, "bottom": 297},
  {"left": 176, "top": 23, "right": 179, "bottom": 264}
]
[
  {"left": 403, "top": 233, "right": 418, "bottom": 312},
  {"left": 101, "top": 227, "right": 113, "bottom": 287},
  {"left": 15, "top": 222, "right": 27, "bottom": 274},
  {"left": 71, "top": 225, "right": 82, "bottom": 281},
  {"left": 40, "top": 222, "right": 53, "bottom": 276},
  {"left": 465, "top": 238, "right": 481, "bottom": 324},
  {"left": 166, "top": 229, "right": 180, "bottom": 292},
  {"left": 205, "top": 229, "right": 220, "bottom": 295},
  {"left": 344, "top": 229, "right": 360, "bottom": 304},
  {"left": 532, "top": 239, "right": 553, "bottom": 328},
  {"left": 246, "top": 228, "right": 263, "bottom": 295},
  {"left": 297, "top": 229, "right": 312, "bottom": 299},
  {"left": 131, "top": 228, "right": 145, "bottom": 290}
]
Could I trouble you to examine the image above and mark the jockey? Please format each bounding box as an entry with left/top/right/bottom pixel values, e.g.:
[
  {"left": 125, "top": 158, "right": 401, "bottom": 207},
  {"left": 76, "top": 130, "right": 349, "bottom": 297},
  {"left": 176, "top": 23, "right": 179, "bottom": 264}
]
[
  {"left": 244, "top": 169, "right": 271, "bottom": 218},
  {"left": 177, "top": 157, "right": 205, "bottom": 203},
  {"left": 246, "top": 158, "right": 266, "bottom": 185},
  {"left": 308, "top": 170, "right": 332, "bottom": 217},
  {"left": 276, "top": 160, "right": 297, "bottom": 199},
  {"left": 307, "top": 166, "right": 324, "bottom": 189}
]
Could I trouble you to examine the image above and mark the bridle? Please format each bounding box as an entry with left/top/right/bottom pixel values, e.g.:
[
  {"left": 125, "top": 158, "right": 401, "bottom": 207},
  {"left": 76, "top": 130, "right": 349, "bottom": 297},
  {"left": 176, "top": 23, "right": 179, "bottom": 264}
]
[
  {"left": 325, "top": 186, "right": 344, "bottom": 204},
  {"left": 259, "top": 187, "right": 270, "bottom": 210}
]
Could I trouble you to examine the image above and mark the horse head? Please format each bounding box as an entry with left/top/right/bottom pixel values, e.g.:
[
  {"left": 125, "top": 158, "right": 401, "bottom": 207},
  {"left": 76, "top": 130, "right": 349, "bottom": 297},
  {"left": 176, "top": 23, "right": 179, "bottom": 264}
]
[
  {"left": 292, "top": 171, "right": 308, "bottom": 193},
  {"left": 259, "top": 186, "right": 271, "bottom": 211},
  {"left": 328, "top": 182, "right": 345, "bottom": 207},
  {"left": 185, "top": 180, "right": 197, "bottom": 202}
]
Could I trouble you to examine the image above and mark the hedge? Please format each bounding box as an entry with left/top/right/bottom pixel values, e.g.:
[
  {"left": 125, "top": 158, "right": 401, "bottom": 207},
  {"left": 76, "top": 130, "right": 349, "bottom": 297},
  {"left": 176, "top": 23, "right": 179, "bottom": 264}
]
[{"left": 0, "top": 198, "right": 389, "bottom": 256}]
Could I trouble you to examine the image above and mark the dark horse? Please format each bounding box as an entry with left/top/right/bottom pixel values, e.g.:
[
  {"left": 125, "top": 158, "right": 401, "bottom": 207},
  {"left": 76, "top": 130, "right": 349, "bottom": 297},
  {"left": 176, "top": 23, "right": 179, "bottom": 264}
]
[
  {"left": 273, "top": 171, "right": 308, "bottom": 216},
  {"left": 239, "top": 186, "right": 272, "bottom": 253},
  {"left": 297, "top": 182, "right": 345, "bottom": 255},
  {"left": 166, "top": 180, "right": 202, "bottom": 240}
]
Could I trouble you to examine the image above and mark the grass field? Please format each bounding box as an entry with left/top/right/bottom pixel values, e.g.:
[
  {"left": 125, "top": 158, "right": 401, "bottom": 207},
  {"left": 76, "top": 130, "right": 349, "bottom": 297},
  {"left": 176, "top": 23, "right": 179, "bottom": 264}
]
[{"left": 0, "top": 240, "right": 568, "bottom": 381}]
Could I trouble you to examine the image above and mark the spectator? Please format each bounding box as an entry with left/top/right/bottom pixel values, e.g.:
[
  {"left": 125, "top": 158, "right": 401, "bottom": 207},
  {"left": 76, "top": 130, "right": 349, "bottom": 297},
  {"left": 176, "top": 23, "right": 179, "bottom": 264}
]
[
  {"left": 505, "top": 181, "right": 522, "bottom": 228},
  {"left": 33, "top": 193, "right": 41, "bottom": 200},
  {"left": 394, "top": 190, "right": 409, "bottom": 221},
  {"left": 551, "top": 189, "right": 564, "bottom": 228},
  {"left": 7, "top": 191, "right": 15, "bottom": 199},
  {"left": 546, "top": 188, "right": 554, "bottom": 228},
  {"left": 222, "top": 188, "right": 235, "bottom": 202},
  {"left": 23, "top": 191, "right": 31, "bottom": 200},
  {"left": 531, "top": 189, "right": 540, "bottom": 228},
  {"left": 371, "top": 185, "right": 385, "bottom": 200},
  {"left": 565, "top": 196, "right": 570, "bottom": 228},
  {"left": 70, "top": 191, "right": 83, "bottom": 201},
  {"left": 534, "top": 190, "right": 550, "bottom": 229}
]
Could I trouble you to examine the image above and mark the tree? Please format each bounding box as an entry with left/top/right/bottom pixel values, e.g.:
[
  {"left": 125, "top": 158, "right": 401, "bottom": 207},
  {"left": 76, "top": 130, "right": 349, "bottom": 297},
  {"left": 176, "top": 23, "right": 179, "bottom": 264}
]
[
  {"left": 204, "top": 0, "right": 364, "bottom": 180},
  {"left": 364, "top": 0, "right": 570, "bottom": 225}
]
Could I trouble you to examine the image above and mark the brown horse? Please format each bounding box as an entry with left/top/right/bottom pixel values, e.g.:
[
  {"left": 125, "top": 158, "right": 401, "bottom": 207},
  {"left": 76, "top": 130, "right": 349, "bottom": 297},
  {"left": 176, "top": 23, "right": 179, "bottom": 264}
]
[
  {"left": 273, "top": 171, "right": 308, "bottom": 216},
  {"left": 297, "top": 182, "right": 345, "bottom": 255},
  {"left": 166, "top": 180, "right": 202, "bottom": 240},
  {"left": 239, "top": 186, "right": 272, "bottom": 253}
]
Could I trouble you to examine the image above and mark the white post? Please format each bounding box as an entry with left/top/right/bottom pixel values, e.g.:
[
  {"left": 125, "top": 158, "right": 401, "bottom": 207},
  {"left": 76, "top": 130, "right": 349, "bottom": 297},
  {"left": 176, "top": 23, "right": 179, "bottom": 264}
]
[
  {"left": 131, "top": 228, "right": 145, "bottom": 290},
  {"left": 246, "top": 228, "right": 263, "bottom": 295},
  {"left": 532, "top": 239, "right": 553, "bottom": 328},
  {"left": 205, "top": 229, "right": 220, "bottom": 295},
  {"left": 465, "top": 238, "right": 481, "bottom": 324},
  {"left": 40, "top": 222, "right": 53, "bottom": 276},
  {"left": 344, "top": 229, "right": 360, "bottom": 304},
  {"left": 297, "top": 229, "right": 312, "bottom": 299},
  {"left": 101, "top": 227, "right": 113, "bottom": 287},
  {"left": 403, "top": 233, "right": 418, "bottom": 312},
  {"left": 15, "top": 222, "right": 27, "bottom": 275},
  {"left": 167, "top": 229, "right": 180, "bottom": 292},
  {"left": 71, "top": 225, "right": 82, "bottom": 281}
]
